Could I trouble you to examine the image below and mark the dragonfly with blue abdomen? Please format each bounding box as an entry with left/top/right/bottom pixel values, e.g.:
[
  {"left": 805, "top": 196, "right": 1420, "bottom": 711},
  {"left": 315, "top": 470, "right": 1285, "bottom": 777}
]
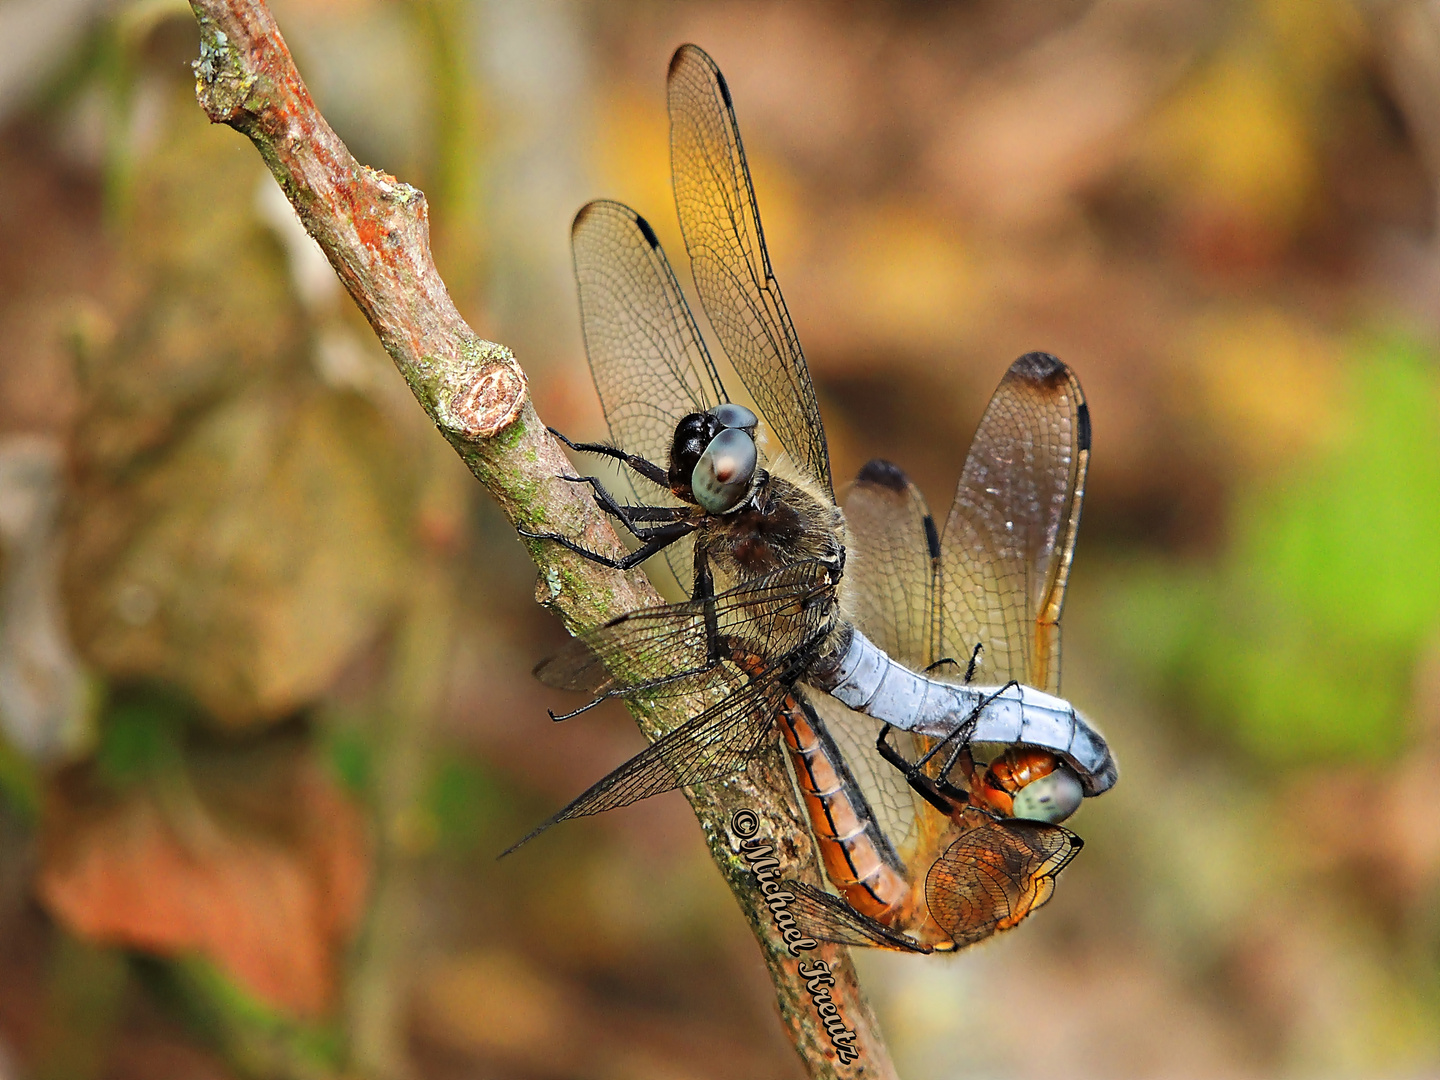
[{"left": 508, "top": 45, "right": 1114, "bottom": 930}]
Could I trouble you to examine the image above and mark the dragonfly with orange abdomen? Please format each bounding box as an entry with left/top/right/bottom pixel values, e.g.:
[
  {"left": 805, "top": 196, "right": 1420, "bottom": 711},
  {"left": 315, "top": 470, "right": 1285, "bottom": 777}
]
[
  {"left": 777, "top": 352, "right": 1098, "bottom": 951},
  {"left": 507, "top": 44, "right": 1114, "bottom": 939}
]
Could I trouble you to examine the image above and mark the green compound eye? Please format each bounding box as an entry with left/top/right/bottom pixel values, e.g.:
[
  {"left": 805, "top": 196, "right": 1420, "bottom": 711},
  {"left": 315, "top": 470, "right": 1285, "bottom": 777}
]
[
  {"left": 692, "top": 427, "right": 757, "bottom": 513},
  {"left": 1010, "top": 767, "right": 1083, "bottom": 824},
  {"left": 709, "top": 403, "right": 757, "bottom": 431}
]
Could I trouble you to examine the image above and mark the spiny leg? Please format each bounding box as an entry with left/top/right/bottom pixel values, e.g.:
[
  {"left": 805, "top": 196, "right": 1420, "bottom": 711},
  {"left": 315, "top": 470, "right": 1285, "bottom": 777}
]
[
  {"left": 691, "top": 535, "right": 724, "bottom": 667},
  {"left": 912, "top": 679, "right": 1021, "bottom": 775},
  {"left": 876, "top": 724, "right": 956, "bottom": 815},
  {"left": 963, "top": 642, "right": 983, "bottom": 684},
  {"left": 924, "top": 643, "right": 983, "bottom": 679},
  {"left": 547, "top": 651, "right": 728, "bottom": 721},
  {"left": 517, "top": 520, "right": 694, "bottom": 571},
  {"left": 560, "top": 474, "right": 690, "bottom": 541},
  {"left": 550, "top": 428, "right": 668, "bottom": 488}
]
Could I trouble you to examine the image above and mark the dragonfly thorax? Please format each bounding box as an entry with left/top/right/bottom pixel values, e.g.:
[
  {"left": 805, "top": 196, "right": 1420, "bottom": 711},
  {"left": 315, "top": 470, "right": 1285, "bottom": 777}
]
[{"left": 706, "top": 473, "right": 846, "bottom": 580}]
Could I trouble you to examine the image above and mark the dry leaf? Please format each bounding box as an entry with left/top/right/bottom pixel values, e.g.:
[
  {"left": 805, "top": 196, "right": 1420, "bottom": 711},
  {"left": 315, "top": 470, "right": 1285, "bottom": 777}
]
[{"left": 38, "top": 736, "right": 369, "bottom": 1018}]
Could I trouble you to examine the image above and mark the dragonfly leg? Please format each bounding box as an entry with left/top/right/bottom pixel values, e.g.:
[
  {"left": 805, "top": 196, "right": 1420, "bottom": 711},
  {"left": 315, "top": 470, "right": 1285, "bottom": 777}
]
[
  {"left": 913, "top": 715, "right": 974, "bottom": 773},
  {"left": 549, "top": 428, "right": 669, "bottom": 488},
  {"left": 549, "top": 654, "right": 726, "bottom": 721},
  {"left": 925, "top": 643, "right": 983, "bottom": 680},
  {"left": 934, "top": 740, "right": 978, "bottom": 803},
  {"left": 517, "top": 520, "right": 694, "bottom": 570},
  {"left": 560, "top": 474, "right": 690, "bottom": 540},
  {"left": 548, "top": 697, "right": 606, "bottom": 721},
  {"left": 963, "top": 642, "right": 983, "bottom": 684},
  {"left": 912, "top": 676, "right": 1020, "bottom": 774},
  {"left": 689, "top": 539, "right": 727, "bottom": 667},
  {"left": 876, "top": 723, "right": 956, "bottom": 816}
]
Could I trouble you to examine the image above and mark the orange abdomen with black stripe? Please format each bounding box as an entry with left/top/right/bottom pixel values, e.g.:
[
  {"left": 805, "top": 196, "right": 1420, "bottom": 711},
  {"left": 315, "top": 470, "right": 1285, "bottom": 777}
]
[{"left": 774, "top": 693, "right": 912, "bottom": 921}]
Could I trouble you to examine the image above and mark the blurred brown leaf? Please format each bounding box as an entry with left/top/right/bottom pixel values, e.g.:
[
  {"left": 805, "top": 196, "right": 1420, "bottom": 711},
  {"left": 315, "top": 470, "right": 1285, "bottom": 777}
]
[
  {"left": 62, "top": 83, "right": 415, "bottom": 728},
  {"left": 37, "top": 734, "right": 369, "bottom": 1018},
  {"left": 71, "top": 87, "right": 300, "bottom": 473},
  {"left": 417, "top": 949, "right": 580, "bottom": 1066},
  {"left": 66, "top": 386, "right": 410, "bottom": 727}
]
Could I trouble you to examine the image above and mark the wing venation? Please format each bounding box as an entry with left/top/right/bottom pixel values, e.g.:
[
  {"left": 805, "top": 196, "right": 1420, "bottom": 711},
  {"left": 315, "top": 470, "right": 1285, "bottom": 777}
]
[{"left": 667, "top": 44, "right": 832, "bottom": 495}]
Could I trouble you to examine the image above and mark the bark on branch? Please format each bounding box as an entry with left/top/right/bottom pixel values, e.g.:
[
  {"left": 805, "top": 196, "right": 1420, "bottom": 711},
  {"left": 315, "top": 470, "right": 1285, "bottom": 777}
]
[{"left": 184, "top": 3, "right": 897, "bottom": 1077}]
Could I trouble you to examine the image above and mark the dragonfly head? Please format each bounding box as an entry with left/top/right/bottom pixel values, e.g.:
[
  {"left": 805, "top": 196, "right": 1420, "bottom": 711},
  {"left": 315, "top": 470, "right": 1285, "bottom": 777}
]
[
  {"left": 1009, "top": 766, "right": 1083, "bottom": 823},
  {"left": 976, "top": 746, "right": 1083, "bottom": 824},
  {"left": 670, "top": 405, "right": 760, "bottom": 513}
]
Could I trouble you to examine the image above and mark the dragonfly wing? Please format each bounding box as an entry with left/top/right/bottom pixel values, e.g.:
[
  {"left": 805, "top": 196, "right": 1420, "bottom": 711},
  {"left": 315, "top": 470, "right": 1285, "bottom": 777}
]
[
  {"left": 572, "top": 199, "right": 727, "bottom": 593},
  {"left": 783, "top": 880, "right": 931, "bottom": 953},
  {"left": 667, "top": 44, "right": 832, "bottom": 497},
  {"left": 940, "top": 353, "right": 1089, "bottom": 694},
  {"left": 924, "top": 807, "right": 1082, "bottom": 947},
  {"left": 842, "top": 459, "right": 940, "bottom": 672},
  {"left": 805, "top": 689, "right": 943, "bottom": 870},
  {"left": 535, "top": 560, "right": 836, "bottom": 698},
  {"left": 837, "top": 460, "right": 957, "bottom": 866},
  {"left": 534, "top": 597, "right": 714, "bottom": 698},
  {"left": 503, "top": 667, "right": 786, "bottom": 854}
]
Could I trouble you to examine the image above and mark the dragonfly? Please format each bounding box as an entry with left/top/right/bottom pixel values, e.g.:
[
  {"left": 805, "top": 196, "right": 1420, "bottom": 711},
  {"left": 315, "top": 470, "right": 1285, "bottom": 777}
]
[
  {"left": 507, "top": 44, "right": 1114, "bottom": 856},
  {"left": 773, "top": 353, "right": 1099, "bottom": 952}
]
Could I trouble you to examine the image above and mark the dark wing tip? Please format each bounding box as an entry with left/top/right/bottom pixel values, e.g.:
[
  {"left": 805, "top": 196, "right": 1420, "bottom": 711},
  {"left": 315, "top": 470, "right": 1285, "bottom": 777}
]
[
  {"left": 1010, "top": 351, "right": 1067, "bottom": 384},
  {"left": 572, "top": 198, "right": 632, "bottom": 237},
  {"left": 855, "top": 458, "right": 911, "bottom": 493},
  {"left": 669, "top": 43, "right": 731, "bottom": 104},
  {"left": 669, "top": 43, "right": 704, "bottom": 77},
  {"left": 571, "top": 200, "right": 600, "bottom": 236},
  {"left": 1007, "top": 352, "right": 1090, "bottom": 447}
]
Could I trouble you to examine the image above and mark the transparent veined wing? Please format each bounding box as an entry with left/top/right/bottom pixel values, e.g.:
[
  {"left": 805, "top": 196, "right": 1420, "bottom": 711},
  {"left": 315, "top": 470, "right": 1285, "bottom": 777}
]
[
  {"left": 834, "top": 459, "right": 950, "bottom": 869},
  {"left": 535, "top": 560, "right": 836, "bottom": 703},
  {"left": 940, "top": 352, "right": 1089, "bottom": 694},
  {"left": 843, "top": 458, "right": 941, "bottom": 673},
  {"left": 925, "top": 807, "right": 1082, "bottom": 946},
  {"left": 783, "top": 879, "right": 931, "bottom": 953},
  {"left": 505, "top": 661, "right": 791, "bottom": 854},
  {"left": 667, "top": 44, "right": 832, "bottom": 497},
  {"left": 801, "top": 691, "right": 926, "bottom": 864},
  {"left": 571, "top": 199, "right": 728, "bottom": 593}
]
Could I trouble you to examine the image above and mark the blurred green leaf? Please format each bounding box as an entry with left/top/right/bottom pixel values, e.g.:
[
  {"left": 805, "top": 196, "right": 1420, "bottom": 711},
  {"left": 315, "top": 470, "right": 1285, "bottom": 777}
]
[
  {"left": 136, "top": 953, "right": 344, "bottom": 1080},
  {"left": 326, "top": 725, "right": 372, "bottom": 798},
  {"left": 95, "top": 682, "right": 196, "bottom": 786},
  {"left": 426, "top": 755, "right": 504, "bottom": 854},
  {"left": 1113, "top": 336, "right": 1440, "bottom": 762},
  {"left": 0, "top": 731, "right": 40, "bottom": 820}
]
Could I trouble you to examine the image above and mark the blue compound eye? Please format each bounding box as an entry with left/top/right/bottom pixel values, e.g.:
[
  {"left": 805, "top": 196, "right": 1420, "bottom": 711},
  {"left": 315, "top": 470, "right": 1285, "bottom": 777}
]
[
  {"left": 1010, "top": 767, "right": 1083, "bottom": 824},
  {"left": 709, "top": 403, "right": 758, "bottom": 431},
  {"left": 692, "top": 427, "right": 757, "bottom": 513}
]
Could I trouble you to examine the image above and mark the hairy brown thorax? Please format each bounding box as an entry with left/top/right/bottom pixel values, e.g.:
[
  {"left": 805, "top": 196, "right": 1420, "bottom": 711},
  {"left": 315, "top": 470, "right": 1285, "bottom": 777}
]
[{"left": 703, "top": 474, "right": 845, "bottom": 582}]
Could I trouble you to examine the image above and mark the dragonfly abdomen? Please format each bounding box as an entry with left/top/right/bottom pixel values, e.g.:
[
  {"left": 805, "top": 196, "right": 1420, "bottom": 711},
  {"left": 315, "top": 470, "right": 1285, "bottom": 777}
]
[
  {"left": 813, "top": 627, "right": 1117, "bottom": 797},
  {"left": 776, "top": 691, "right": 914, "bottom": 921}
]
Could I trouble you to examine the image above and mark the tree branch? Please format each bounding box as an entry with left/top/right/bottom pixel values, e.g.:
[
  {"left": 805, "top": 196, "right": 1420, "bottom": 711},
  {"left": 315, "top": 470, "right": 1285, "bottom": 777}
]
[{"left": 184, "top": 2, "right": 897, "bottom": 1076}]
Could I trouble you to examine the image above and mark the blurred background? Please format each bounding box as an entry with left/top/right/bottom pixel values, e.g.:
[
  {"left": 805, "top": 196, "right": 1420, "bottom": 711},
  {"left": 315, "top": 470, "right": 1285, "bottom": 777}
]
[{"left": 0, "top": 0, "right": 1439, "bottom": 1077}]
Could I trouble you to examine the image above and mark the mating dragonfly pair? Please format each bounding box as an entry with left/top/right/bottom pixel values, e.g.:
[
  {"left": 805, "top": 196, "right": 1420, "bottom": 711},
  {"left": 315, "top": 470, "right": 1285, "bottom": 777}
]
[{"left": 509, "top": 45, "right": 1117, "bottom": 954}]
